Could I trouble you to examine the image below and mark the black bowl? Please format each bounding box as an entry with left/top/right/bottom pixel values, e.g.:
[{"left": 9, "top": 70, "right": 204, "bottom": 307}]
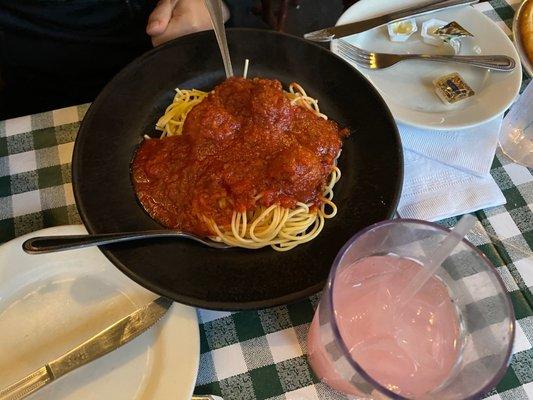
[{"left": 72, "top": 28, "right": 403, "bottom": 310}]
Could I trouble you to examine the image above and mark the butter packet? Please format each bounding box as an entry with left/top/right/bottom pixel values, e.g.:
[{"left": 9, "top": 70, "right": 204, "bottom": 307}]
[
  {"left": 433, "top": 72, "right": 475, "bottom": 104},
  {"left": 435, "top": 21, "right": 473, "bottom": 40},
  {"left": 435, "top": 21, "right": 473, "bottom": 53}
]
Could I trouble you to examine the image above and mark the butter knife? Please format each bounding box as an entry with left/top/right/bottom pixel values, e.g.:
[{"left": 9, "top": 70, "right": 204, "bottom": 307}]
[
  {"left": 304, "top": 0, "right": 479, "bottom": 42},
  {"left": 0, "top": 297, "right": 172, "bottom": 400}
]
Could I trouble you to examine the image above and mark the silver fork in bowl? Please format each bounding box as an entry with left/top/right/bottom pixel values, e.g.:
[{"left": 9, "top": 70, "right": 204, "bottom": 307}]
[{"left": 335, "top": 40, "right": 515, "bottom": 71}]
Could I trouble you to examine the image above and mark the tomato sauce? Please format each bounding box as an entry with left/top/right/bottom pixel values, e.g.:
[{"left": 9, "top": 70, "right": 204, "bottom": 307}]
[{"left": 131, "top": 77, "right": 348, "bottom": 236}]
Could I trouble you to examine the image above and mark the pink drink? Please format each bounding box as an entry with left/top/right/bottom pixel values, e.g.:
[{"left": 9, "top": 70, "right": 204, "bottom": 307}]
[{"left": 308, "top": 255, "right": 461, "bottom": 398}]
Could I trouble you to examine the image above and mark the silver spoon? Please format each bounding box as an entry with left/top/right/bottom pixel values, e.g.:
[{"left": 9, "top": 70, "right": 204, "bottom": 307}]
[
  {"left": 204, "top": 0, "right": 233, "bottom": 78},
  {"left": 22, "top": 230, "right": 231, "bottom": 254}
]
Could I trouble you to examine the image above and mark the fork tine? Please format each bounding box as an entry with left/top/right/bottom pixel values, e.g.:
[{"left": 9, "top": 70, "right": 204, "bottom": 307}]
[
  {"left": 335, "top": 45, "right": 370, "bottom": 68},
  {"left": 337, "top": 50, "right": 368, "bottom": 66},
  {"left": 352, "top": 44, "right": 371, "bottom": 59},
  {"left": 337, "top": 40, "right": 371, "bottom": 60},
  {"left": 336, "top": 43, "right": 371, "bottom": 65},
  {"left": 336, "top": 46, "right": 363, "bottom": 62},
  {"left": 336, "top": 42, "right": 369, "bottom": 61}
]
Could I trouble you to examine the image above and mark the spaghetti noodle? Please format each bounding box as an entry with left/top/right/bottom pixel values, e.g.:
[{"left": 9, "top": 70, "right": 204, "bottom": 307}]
[{"left": 133, "top": 77, "right": 347, "bottom": 251}]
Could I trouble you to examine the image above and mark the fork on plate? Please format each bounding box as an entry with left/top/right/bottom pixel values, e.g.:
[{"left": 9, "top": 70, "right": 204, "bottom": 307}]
[{"left": 335, "top": 40, "right": 515, "bottom": 71}]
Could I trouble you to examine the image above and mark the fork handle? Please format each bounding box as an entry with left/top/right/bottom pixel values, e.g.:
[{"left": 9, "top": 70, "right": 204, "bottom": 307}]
[{"left": 405, "top": 54, "right": 515, "bottom": 71}]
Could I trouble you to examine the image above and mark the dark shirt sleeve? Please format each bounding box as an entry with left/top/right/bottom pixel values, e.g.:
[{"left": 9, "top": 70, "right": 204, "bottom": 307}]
[{"left": 0, "top": 0, "right": 154, "bottom": 118}]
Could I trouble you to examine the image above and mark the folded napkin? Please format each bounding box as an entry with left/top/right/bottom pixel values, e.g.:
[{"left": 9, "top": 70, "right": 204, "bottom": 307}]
[
  {"left": 396, "top": 116, "right": 506, "bottom": 221},
  {"left": 399, "top": 116, "right": 503, "bottom": 177}
]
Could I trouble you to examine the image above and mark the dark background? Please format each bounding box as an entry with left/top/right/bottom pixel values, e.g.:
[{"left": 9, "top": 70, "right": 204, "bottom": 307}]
[{"left": 0, "top": 0, "right": 356, "bottom": 120}]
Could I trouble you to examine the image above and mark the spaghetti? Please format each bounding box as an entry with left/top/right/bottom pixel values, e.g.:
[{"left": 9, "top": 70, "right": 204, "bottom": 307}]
[{"left": 132, "top": 77, "right": 347, "bottom": 251}]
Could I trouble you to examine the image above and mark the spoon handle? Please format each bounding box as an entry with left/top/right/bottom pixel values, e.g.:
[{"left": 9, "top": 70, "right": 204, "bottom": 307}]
[
  {"left": 22, "top": 231, "right": 179, "bottom": 254},
  {"left": 204, "top": 0, "right": 234, "bottom": 78}
]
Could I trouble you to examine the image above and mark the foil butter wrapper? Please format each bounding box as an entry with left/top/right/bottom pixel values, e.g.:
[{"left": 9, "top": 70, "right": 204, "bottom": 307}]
[
  {"left": 435, "top": 21, "right": 474, "bottom": 53},
  {"left": 433, "top": 72, "right": 475, "bottom": 104},
  {"left": 435, "top": 21, "right": 473, "bottom": 39}
]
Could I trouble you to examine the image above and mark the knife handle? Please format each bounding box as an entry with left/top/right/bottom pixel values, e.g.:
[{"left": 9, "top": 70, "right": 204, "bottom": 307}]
[
  {"left": 0, "top": 366, "right": 52, "bottom": 400},
  {"left": 387, "top": 0, "right": 479, "bottom": 23}
]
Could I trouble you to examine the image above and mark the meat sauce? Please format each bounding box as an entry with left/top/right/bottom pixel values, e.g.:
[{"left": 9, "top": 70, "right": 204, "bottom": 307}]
[{"left": 131, "top": 77, "right": 348, "bottom": 236}]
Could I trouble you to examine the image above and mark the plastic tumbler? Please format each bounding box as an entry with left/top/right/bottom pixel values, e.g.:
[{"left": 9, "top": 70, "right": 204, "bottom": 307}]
[
  {"left": 499, "top": 81, "right": 532, "bottom": 168},
  {"left": 307, "top": 219, "right": 515, "bottom": 400}
]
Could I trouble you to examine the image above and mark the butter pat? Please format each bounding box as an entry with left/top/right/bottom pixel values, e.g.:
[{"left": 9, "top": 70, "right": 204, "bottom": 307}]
[
  {"left": 387, "top": 19, "right": 417, "bottom": 42},
  {"left": 433, "top": 73, "right": 475, "bottom": 104}
]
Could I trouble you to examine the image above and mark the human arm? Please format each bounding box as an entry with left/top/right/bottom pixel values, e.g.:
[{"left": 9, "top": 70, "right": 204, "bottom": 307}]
[{"left": 146, "top": 0, "right": 230, "bottom": 46}]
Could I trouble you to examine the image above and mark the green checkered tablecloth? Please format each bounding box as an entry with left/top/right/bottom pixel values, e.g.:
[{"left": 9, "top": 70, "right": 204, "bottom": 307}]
[{"left": 0, "top": 1, "right": 532, "bottom": 399}]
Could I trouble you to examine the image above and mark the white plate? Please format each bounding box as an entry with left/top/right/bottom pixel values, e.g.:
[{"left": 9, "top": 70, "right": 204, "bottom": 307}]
[
  {"left": 333, "top": 0, "right": 522, "bottom": 130},
  {"left": 0, "top": 225, "right": 199, "bottom": 400}
]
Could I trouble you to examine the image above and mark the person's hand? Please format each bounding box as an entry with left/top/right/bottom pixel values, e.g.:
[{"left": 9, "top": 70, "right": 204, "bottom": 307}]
[{"left": 146, "top": 0, "right": 230, "bottom": 47}]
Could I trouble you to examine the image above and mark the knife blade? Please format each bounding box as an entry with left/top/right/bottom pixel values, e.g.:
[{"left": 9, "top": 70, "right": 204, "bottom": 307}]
[
  {"left": 304, "top": 0, "right": 479, "bottom": 42},
  {"left": 0, "top": 297, "right": 173, "bottom": 400}
]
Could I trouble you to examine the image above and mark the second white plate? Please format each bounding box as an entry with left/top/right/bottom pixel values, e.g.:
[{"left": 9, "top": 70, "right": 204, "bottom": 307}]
[
  {"left": 0, "top": 225, "right": 199, "bottom": 400},
  {"left": 334, "top": 0, "right": 522, "bottom": 130}
]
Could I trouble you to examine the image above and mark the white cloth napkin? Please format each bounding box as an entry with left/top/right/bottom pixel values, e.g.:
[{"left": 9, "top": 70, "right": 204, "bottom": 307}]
[{"left": 396, "top": 116, "right": 506, "bottom": 221}]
